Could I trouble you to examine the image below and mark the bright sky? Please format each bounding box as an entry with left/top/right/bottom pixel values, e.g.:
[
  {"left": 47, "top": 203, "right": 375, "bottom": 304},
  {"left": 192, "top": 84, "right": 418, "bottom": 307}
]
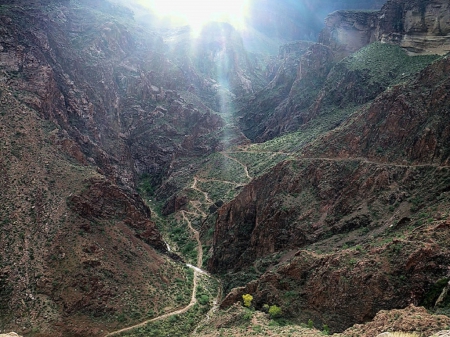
[{"left": 137, "top": 0, "right": 249, "bottom": 31}]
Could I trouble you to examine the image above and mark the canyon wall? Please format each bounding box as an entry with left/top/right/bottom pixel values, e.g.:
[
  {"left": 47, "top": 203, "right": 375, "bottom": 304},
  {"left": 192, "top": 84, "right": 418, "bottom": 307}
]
[{"left": 320, "top": 0, "right": 450, "bottom": 57}]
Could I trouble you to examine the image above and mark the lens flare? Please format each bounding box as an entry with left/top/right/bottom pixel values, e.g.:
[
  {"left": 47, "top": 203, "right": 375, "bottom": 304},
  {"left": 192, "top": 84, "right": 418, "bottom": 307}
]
[{"left": 137, "top": 0, "right": 249, "bottom": 31}]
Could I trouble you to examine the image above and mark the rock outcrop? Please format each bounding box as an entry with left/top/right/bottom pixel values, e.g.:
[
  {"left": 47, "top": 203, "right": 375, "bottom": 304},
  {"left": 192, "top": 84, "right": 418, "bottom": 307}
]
[
  {"left": 0, "top": 0, "right": 234, "bottom": 335},
  {"left": 320, "top": 0, "right": 450, "bottom": 57},
  {"left": 341, "top": 305, "right": 450, "bottom": 337},
  {"left": 319, "top": 10, "right": 379, "bottom": 59},
  {"left": 218, "top": 222, "right": 450, "bottom": 332},
  {"left": 210, "top": 48, "right": 450, "bottom": 332},
  {"left": 302, "top": 54, "right": 450, "bottom": 165}
]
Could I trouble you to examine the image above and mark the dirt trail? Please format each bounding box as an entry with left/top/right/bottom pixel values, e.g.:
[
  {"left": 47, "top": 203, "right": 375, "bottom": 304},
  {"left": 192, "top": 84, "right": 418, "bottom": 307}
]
[
  {"left": 191, "top": 177, "right": 214, "bottom": 205},
  {"left": 196, "top": 176, "right": 239, "bottom": 186},
  {"left": 182, "top": 211, "right": 203, "bottom": 268},
  {"left": 222, "top": 152, "right": 252, "bottom": 180},
  {"left": 104, "top": 212, "right": 204, "bottom": 336},
  {"left": 299, "top": 156, "right": 449, "bottom": 168},
  {"left": 225, "top": 150, "right": 293, "bottom": 156},
  {"left": 226, "top": 147, "right": 448, "bottom": 169},
  {"left": 190, "top": 200, "right": 208, "bottom": 218},
  {"left": 104, "top": 273, "right": 198, "bottom": 336}
]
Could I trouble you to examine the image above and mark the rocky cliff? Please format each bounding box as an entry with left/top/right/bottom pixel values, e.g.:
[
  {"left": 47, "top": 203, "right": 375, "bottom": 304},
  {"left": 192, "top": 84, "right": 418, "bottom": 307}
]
[
  {"left": 320, "top": 0, "right": 450, "bottom": 57},
  {"left": 0, "top": 0, "right": 247, "bottom": 335},
  {"left": 209, "top": 44, "right": 450, "bottom": 332},
  {"left": 237, "top": 40, "right": 437, "bottom": 142},
  {"left": 238, "top": 0, "right": 450, "bottom": 144},
  {"left": 0, "top": 84, "right": 193, "bottom": 336}
]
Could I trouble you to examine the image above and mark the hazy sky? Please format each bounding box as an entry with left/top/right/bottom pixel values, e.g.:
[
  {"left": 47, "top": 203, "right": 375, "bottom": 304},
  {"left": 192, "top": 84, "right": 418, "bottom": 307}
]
[{"left": 114, "top": 0, "right": 383, "bottom": 41}]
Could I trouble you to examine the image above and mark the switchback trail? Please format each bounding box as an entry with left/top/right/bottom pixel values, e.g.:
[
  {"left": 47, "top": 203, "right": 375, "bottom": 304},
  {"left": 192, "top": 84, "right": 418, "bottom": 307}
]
[
  {"left": 191, "top": 176, "right": 214, "bottom": 205},
  {"left": 222, "top": 152, "right": 252, "bottom": 180}
]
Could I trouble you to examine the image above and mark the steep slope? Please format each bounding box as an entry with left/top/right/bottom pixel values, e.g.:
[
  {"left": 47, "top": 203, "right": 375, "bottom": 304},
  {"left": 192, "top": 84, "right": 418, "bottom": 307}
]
[
  {"left": 2, "top": 0, "right": 450, "bottom": 336},
  {"left": 303, "top": 53, "right": 450, "bottom": 164},
  {"left": 238, "top": 41, "right": 437, "bottom": 143},
  {"left": 0, "top": 85, "right": 192, "bottom": 337},
  {"left": 0, "top": 0, "right": 249, "bottom": 194},
  {"left": 208, "top": 53, "right": 450, "bottom": 332},
  {"left": 238, "top": 0, "right": 450, "bottom": 144},
  {"left": 0, "top": 0, "right": 240, "bottom": 335}
]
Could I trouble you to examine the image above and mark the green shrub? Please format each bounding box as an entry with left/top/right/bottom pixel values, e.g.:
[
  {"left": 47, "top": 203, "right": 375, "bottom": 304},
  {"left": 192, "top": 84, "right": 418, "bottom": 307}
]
[
  {"left": 198, "top": 294, "right": 209, "bottom": 305},
  {"left": 268, "top": 305, "right": 282, "bottom": 318},
  {"left": 242, "top": 310, "right": 252, "bottom": 321}
]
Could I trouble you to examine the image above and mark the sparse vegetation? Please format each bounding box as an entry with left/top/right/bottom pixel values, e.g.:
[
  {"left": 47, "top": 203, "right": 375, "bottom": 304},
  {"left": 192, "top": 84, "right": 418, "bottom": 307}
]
[{"left": 268, "top": 305, "right": 282, "bottom": 318}]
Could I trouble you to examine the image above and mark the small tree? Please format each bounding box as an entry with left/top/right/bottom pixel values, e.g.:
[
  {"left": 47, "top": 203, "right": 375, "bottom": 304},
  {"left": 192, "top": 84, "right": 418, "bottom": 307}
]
[
  {"left": 268, "top": 305, "right": 282, "bottom": 318},
  {"left": 242, "top": 294, "right": 253, "bottom": 307}
]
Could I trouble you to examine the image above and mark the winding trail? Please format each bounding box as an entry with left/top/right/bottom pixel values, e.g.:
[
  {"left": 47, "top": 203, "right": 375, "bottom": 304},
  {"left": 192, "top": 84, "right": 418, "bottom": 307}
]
[
  {"left": 224, "top": 148, "right": 450, "bottom": 169},
  {"left": 222, "top": 152, "right": 252, "bottom": 180},
  {"left": 191, "top": 177, "right": 214, "bottom": 205},
  {"left": 295, "top": 156, "right": 450, "bottom": 170},
  {"left": 104, "top": 211, "right": 208, "bottom": 336},
  {"left": 182, "top": 210, "right": 203, "bottom": 268},
  {"left": 104, "top": 276, "right": 199, "bottom": 336}
]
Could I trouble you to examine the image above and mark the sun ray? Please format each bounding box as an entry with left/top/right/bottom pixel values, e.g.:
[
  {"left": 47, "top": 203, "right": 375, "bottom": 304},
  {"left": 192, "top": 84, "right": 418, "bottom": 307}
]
[{"left": 137, "top": 0, "right": 249, "bottom": 32}]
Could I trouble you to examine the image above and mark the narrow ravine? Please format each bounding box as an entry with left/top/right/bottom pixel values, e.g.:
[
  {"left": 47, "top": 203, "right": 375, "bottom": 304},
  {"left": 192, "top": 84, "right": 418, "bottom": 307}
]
[{"left": 104, "top": 209, "right": 220, "bottom": 337}]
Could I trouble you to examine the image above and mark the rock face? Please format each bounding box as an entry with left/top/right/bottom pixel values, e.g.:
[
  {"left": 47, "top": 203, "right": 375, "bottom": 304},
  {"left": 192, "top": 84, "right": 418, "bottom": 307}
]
[
  {"left": 0, "top": 0, "right": 242, "bottom": 335},
  {"left": 68, "top": 178, "right": 166, "bottom": 251},
  {"left": 378, "top": 0, "right": 450, "bottom": 55},
  {"left": 0, "top": 0, "right": 247, "bottom": 195},
  {"left": 209, "top": 158, "right": 450, "bottom": 274},
  {"left": 237, "top": 39, "right": 438, "bottom": 143},
  {"left": 319, "top": 10, "right": 379, "bottom": 59},
  {"left": 236, "top": 41, "right": 317, "bottom": 141},
  {"left": 218, "top": 223, "right": 450, "bottom": 332},
  {"left": 303, "top": 54, "right": 450, "bottom": 165},
  {"left": 252, "top": 43, "right": 335, "bottom": 141},
  {"left": 320, "top": 0, "right": 450, "bottom": 57},
  {"left": 0, "top": 85, "right": 189, "bottom": 336},
  {"left": 209, "top": 43, "right": 450, "bottom": 332},
  {"left": 246, "top": 0, "right": 384, "bottom": 42},
  {"left": 341, "top": 305, "right": 450, "bottom": 337}
]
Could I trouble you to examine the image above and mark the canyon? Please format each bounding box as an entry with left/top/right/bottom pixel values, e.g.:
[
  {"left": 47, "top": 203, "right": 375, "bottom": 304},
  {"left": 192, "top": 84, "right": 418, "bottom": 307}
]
[{"left": 0, "top": 0, "right": 450, "bottom": 336}]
